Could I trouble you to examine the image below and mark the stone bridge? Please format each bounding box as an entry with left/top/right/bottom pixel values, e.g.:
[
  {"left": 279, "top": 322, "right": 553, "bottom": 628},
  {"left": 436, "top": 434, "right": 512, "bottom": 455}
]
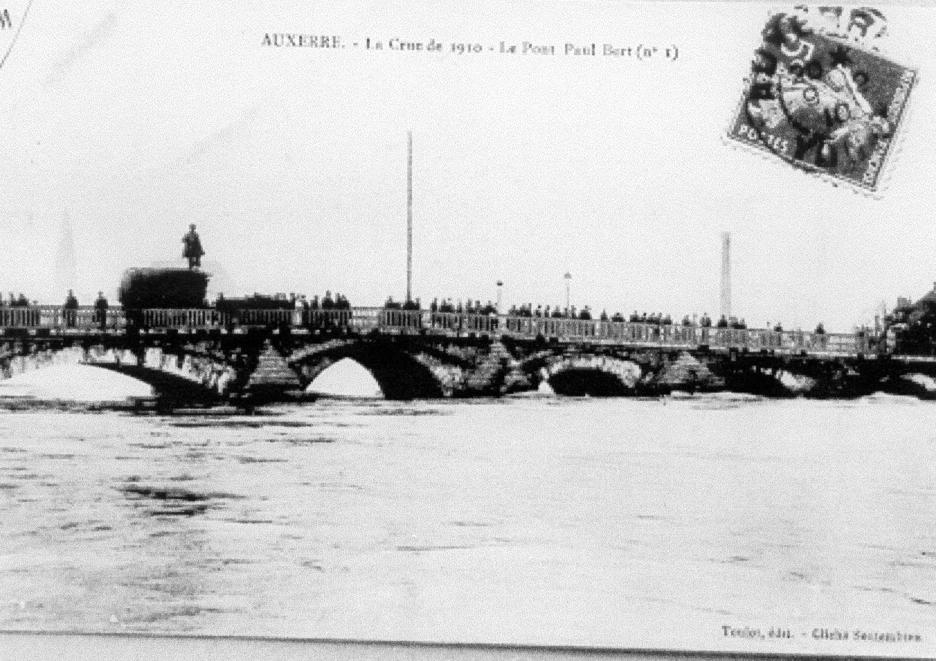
[{"left": 3, "top": 308, "right": 936, "bottom": 403}]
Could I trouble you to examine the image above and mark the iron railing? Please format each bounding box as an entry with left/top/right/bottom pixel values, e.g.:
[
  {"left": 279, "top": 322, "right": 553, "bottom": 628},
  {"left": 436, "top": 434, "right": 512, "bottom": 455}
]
[{"left": 0, "top": 306, "right": 874, "bottom": 357}]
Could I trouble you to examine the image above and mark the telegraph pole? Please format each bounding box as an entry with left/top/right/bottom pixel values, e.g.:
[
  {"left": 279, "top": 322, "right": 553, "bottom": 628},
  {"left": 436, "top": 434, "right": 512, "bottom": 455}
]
[{"left": 406, "top": 131, "right": 413, "bottom": 304}]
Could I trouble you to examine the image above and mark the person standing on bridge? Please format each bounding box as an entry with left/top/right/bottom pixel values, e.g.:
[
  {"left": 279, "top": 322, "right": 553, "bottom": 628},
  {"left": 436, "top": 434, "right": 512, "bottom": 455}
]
[
  {"left": 293, "top": 294, "right": 306, "bottom": 326},
  {"left": 63, "top": 290, "right": 79, "bottom": 329},
  {"left": 94, "top": 291, "right": 109, "bottom": 331},
  {"left": 182, "top": 223, "right": 205, "bottom": 269}
]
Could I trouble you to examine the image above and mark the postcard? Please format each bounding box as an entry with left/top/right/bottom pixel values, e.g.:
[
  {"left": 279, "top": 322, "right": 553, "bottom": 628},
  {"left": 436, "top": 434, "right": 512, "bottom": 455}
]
[{"left": 1, "top": 1, "right": 934, "bottom": 659}]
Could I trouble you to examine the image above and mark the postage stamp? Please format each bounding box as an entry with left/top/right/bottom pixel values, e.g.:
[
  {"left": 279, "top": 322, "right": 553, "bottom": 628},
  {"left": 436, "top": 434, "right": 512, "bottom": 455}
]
[{"left": 726, "top": 6, "right": 916, "bottom": 193}]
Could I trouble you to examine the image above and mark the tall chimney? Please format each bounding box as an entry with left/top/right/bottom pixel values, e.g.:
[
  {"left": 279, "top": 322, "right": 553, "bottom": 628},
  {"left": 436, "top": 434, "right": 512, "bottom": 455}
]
[{"left": 720, "top": 232, "right": 731, "bottom": 319}]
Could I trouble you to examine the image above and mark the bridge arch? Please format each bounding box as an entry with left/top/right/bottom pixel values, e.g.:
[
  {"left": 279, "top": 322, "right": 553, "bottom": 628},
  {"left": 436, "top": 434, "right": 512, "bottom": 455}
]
[
  {"left": 0, "top": 338, "right": 241, "bottom": 403},
  {"left": 517, "top": 352, "right": 642, "bottom": 396},
  {"left": 305, "top": 357, "right": 383, "bottom": 397},
  {"left": 288, "top": 339, "right": 446, "bottom": 399},
  {"left": 708, "top": 357, "right": 876, "bottom": 398}
]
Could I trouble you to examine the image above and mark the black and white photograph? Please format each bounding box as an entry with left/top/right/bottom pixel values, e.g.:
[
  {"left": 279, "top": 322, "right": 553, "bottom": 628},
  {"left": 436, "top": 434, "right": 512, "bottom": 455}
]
[{"left": 1, "top": 2, "right": 934, "bottom": 659}]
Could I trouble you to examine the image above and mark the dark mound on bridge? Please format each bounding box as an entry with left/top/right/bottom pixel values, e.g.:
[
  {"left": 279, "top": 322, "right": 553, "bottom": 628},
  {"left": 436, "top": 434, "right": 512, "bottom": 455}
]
[{"left": 119, "top": 267, "right": 209, "bottom": 308}]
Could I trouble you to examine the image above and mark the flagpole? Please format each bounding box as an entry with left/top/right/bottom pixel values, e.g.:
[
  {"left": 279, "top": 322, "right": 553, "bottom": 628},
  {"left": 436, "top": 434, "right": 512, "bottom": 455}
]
[{"left": 406, "top": 131, "right": 413, "bottom": 304}]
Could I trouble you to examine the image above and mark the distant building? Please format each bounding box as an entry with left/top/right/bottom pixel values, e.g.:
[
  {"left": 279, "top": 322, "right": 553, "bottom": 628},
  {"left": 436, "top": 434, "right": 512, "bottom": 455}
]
[
  {"left": 893, "top": 283, "right": 936, "bottom": 324},
  {"left": 887, "top": 283, "right": 936, "bottom": 354}
]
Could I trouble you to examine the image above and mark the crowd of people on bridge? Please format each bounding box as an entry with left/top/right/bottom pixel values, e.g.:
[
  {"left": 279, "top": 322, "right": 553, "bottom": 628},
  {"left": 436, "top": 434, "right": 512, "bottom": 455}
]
[
  {"left": 213, "top": 291, "right": 353, "bottom": 312},
  {"left": 375, "top": 296, "right": 833, "bottom": 337},
  {"left": 2, "top": 292, "right": 35, "bottom": 307},
  {"left": 289, "top": 291, "right": 352, "bottom": 312},
  {"left": 166, "top": 224, "right": 831, "bottom": 337},
  {"left": 2, "top": 283, "right": 835, "bottom": 338},
  {"left": 0, "top": 290, "right": 111, "bottom": 331}
]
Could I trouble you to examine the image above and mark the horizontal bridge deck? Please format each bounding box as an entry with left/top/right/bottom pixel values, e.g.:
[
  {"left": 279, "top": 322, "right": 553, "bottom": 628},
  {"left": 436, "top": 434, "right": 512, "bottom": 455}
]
[{"left": 0, "top": 307, "right": 881, "bottom": 361}]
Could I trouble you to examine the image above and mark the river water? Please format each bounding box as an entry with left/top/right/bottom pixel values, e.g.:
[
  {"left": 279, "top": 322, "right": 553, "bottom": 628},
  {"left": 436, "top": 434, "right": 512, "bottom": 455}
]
[{"left": 0, "top": 382, "right": 934, "bottom": 656}]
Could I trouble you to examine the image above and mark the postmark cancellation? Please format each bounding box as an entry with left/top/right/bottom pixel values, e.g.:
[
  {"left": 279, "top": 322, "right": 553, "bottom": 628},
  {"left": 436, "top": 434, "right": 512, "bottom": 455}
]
[{"left": 727, "top": 6, "right": 916, "bottom": 193}]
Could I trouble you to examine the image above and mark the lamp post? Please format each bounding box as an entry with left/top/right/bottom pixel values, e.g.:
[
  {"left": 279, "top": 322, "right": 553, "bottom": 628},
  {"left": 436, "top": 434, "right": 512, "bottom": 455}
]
[
  {"left": 564, "top": 272, "right": 572, "bottom": 312},
  {"left": 496, "top": 280, "right": 503, "bottom": 314}
]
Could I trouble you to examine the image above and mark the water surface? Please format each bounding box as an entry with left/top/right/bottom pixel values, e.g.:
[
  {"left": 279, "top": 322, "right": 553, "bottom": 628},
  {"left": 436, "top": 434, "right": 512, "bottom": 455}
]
[{"left": 1, "top": 393, "right": 934, "bottom": 656}]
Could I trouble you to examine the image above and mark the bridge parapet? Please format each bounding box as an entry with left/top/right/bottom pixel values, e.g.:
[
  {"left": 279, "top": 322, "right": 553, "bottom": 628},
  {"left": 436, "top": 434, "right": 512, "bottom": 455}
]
[
  {"left": 0, "top": 306, "right": 877, "bottom": 359},
  {"left": 0, "top": 306, "right": 125, "bottom": 332}
]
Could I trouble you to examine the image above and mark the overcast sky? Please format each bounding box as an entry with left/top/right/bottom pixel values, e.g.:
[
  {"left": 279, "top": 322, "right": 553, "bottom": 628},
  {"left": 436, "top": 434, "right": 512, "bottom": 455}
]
[{"left": 1, "top": 1, "right": 935, "bottom": 331}]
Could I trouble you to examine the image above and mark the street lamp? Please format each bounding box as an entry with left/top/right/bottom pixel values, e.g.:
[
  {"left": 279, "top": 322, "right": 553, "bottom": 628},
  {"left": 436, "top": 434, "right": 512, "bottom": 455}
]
[
  {"left": 564, "top": 272, "right": 572, "bottom": 312},
  {"left": 496, "top": 280, "right": 503, "bottom": 314}
]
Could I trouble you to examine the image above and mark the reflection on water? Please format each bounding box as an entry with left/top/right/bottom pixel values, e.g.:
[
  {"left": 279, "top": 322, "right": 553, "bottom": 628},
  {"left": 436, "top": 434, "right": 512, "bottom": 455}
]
[{"left": 0, "top": 394, "right": 934, "bottom": 656}]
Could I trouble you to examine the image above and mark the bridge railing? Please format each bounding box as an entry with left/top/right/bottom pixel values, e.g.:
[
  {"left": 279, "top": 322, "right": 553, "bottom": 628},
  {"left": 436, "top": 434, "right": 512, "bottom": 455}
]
[
  {"left": 303, "top": 309, "right": 355, "bottom": 329},
  {"left": 378, "top": 309, "right": 425, "bottom": 332},
  {"left": 0, "top": 305, "right": 879, "bottom": 357},
  {"left": 0, "top": 307, "right": 43, "bottom": 327},
  {"left": 494, "top": 317, "right": 877, "bottom": 356},
  {"left": 501, "top": 318, "right": 695, "bottom": 345},
  {"left": 428, "top": 311, "right": 463, "bottom": 332},
  {"left": 0, "top": 306, "right": 127, "bottom": 331},
  {"left": 137, "top": 308, "right": 360, "bottom": 330},
  {"left": 374, "top": 310, "right": 503, "bottom": 335},
  {"left": 140, "top": 308, "right": 228, "bottom": 329},
  {"left": 345, "top": 307, "right": 381, "bottom": 333},
  {"left": 695, "top": 327, "right": 874, "bottom": 355},
  {"left": 234, "top": 308, "right": 291, "bottom": 327}
]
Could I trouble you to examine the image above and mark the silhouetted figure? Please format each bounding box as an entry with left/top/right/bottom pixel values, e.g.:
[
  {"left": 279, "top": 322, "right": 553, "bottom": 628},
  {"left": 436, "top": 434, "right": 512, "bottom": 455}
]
[
  {"left": 182, "top": 224, "right": 205, "bottom": 269},
  {"left": 63, "top": 289, "right": 78, "bottom": 328},
  {"left": 94, "top": 291, "right": 109, "bottom": 331},
  {"left": 293, "top": 294, "right": 305, "bottom": 325}
]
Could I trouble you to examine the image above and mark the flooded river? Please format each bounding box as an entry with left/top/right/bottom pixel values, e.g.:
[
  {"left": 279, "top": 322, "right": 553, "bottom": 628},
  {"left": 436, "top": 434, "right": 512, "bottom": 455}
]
[{"left": 0, "top": 383, "right": 934, "bottom": 656}]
